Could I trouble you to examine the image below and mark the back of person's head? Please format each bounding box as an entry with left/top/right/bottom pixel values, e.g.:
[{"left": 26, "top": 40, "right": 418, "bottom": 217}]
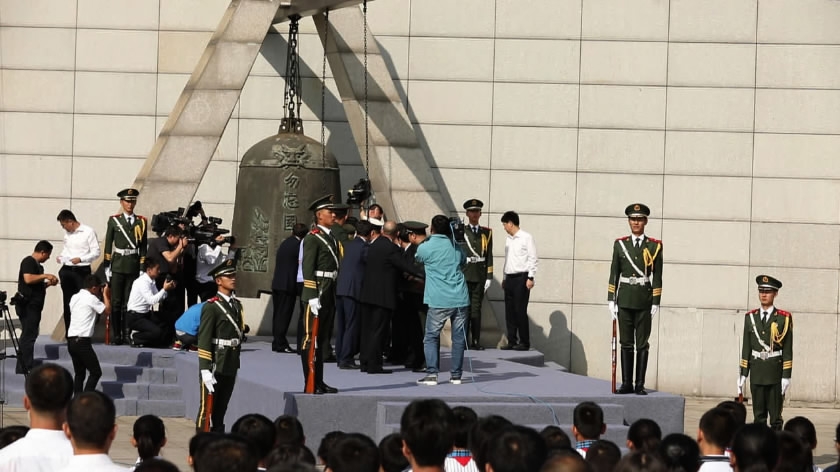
[
  {"left": 731, "top": 423, "right": 778, "bottom": 472},
  {"left": 144, "top": 257, "right": 161, "bottom": 272},
  {"left": 188, "top": 432, "right": 225, "bottom": 467},
  {"left": 430, "top": 215, "right": 450, "bottom": 236},
  {"left": 486, "top": 425, "right": 547, "bottom": 472},
  {"left": 658, "top": 433, "right": 700, "bottom": 472},
  {"left": 293, "top": 223, "right": 309, "bottom": 239},
  {"left": 82, "top": 274, "right": 103, "bottom": 290},
  {"left": 356, "top": 220, "right": 373, "bottom": 238},
  {"left": 0, "top": 425, "right": 29, "bottom": 449},
  {"left": 65, "top": 391, "right": 116, "bottom": 450},
  {"left": 265, "top": 442, "right": 317, "bottom": 468},
  {"left": 716, "top": 401, "right": 747, "bottom": 428},
  {"left": 400, "top": 398, "right": 455, "bottom": 467},
  {"left": 783, "top": 416, "right": 817, "bottom": 450},
  {"left": 470, "top": 415, "right": 514, "bottom": 472},
  {"left": 275, "top": 415, "right": 305, "bottom": 446},
  {"left": 615, "top": 451, "right": 667, "bottom": 472},
  {"left": 452, "top": 406, "right": 478, "bottom": 449},
  {"left": 267, "top": 462, "right": 319, "bottom": 472},
  {"left": 24, "top": 363, "right": 73, "bottom": 415},
  {"left": 57, "top": 209, "right": 77, "bottom": 222},
  {"left": 193, "top": 435, "right": 258, "bottom": 472},
  {"left": 318, "top": 431, "right": 346, "bottom": 465},
  {"left": 699, "top": 408, "right": 737, "bottom": 451},
  {"left": 541, "top": 425, "right": 572, "bottom": 452},
  {"left": 775, "top": 431, "right": 810, "bottom": 472},
  {"left": 133, "top": 414, "right": 166, "bottom": 461},
  {"left": 165, "top": 225, "right": 183, "bottom": 238},
  {"left": 586, "top": 440, "right": 621, "bottom": 472},
  {"left": 541, "top": 449, "right": 591, "bottom": 472},
  {"left": 34, "top": 240, "right": 53, "bottom": 254},
  {"left": 396, "top": 224, "right": 410, "bottom": 243},
  {"left": 134, "top": 458, "right": 181, "bottom": 472},
  {"left": 573, "top": 402, "right": 605, "bottom": 440},
  {"left": 325, "top": 433, "right": 379, "bottom": 472},
  {"left": 379, "top": 433, "right": 409, "bottom": 472},
  {"left": 628, "top": 419, "right": 662, "bottom": 453},
  {"left": 232, "top": 413, "right": 277, "bottom": 463},
  {"left": 501, "top": 211, "right": 519, "bottom": 227}
]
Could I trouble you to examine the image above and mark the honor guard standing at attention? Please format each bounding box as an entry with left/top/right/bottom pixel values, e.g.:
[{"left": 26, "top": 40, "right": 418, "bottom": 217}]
[
  {"left": 103, "top": 188, "right": 147, "bottom": 345},
  {"left": 607, "top": 203, "right": 663, "bottom": 395},
  {"left": 738, "top": 275, "right": 792, "bottom": 430},
  {"left": 301, "top": 195, "right": 340, "bottom": 394},
  {"left": 462, "top": 199, "right": 493, "bottom": 350},
  {"left": 197, "top": 259, "right": 244, "bottom": 433}
]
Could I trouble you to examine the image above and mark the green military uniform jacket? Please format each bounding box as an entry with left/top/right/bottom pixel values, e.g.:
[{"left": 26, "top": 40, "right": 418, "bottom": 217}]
[
  {"left": 103, "top": 213, "right": 148, "bottom": 273},
  {"left": 740, "top": 308, "right": 793, "bottom": 385},
  {"left": 301, "top": 226, "right": 340, "bottom": 302},
  {"left": 462, "top": 225, "right": 493, "bottom": 283},
  {"left": 197, "top": 295, "right": 244, "bottom": 376},
  {"left": 607, "top": 236, "right": 663, "bottom": 310}
]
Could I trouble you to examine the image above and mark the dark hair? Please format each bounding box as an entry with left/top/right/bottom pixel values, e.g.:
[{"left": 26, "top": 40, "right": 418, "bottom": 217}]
[
  {"left": 541, "top": 449, "right": 591, "bottom": 472},
  {"left": 232, "top": 413, "right": 277, "bottom": 462},
  {"left": 326, "top": 433, "right": 379, "bottom": 472},
  {"left": 144, "top": 257, "right": 161, "bottom": 271},
  {"left": 34, "top": 240, "right": 53, "bottom": 254},
  {"left": 486, "top": 425, "right": 547, "bottom": 472},
  {"left": 699, "top": 408, "right": 737, "bottom": 450},
  {"left": 57, "top": 209, "right": 77, "bottom": 222},
  {"left": 189, "top": 431, "right": 225, "bottom": 460},
  {"left": 368, "top": 204, "right": 384, "bottom": 217},
  {"left": 541, "top": 425, "right": 572, "bottom": 451},
  {"left": 133, "top": 458, "right": 181, "bottom": 472},
  {"left": 775, "top": 431, "right": 810, "bottom": 472},
  {"left": 400, "top": 399, "right": 455, "bottom": 467},
  {"left": 267, "top": 462, "right": 318, "bottom": 472},
  {"left": 133, "top": 415, "right": 166, "bottom": 461},
  {"left": 783, "top": 416, "right": 817, "bottom": 450},
  {"left": 397, "top": 224, "right": 410, "bottom": 243},
  {"left": 194, "top": 436, "right": 258, "bottom": 472},
  {"left": 573, "top": 402, "right": 604, "bottom": 440},
  {"left": 379, "top": 433, "right": 409, "bottom": 472},
  {"left": 658, "top": 433, "right": 700, "bottom": 472},
  {"left": 82, "top": 274, "right": 103, "bottom": 290},
  {"left": 614, "top": 451, "right": 667, "bottom": 472},
  {"left": 586, "top": 440, "right": 621, "bottom": 472},
  {"left": 355, "top": 220, "right": 373, "bottom": 238},
  {"left": 274, "top": 415, "right": 305, "bottom": 446},
  {"left": 731, "top": 423, "right": 778, "bottom": 472},
  {"left": 0, "top": 425, "right": 29, "bottom": 449},
  {"left": 716, "top": 401, "right": 747, "bottom": 428},
  {"left": 293, "top": 223, "right": 309, "bottom": 239},
  {"left": 24, "top": 363, "right": 73, "bottom": 413},
  {"left": 66, "top": 391, "right": 116, "bottom": 449},
  {"left": 164, "top": 226, "right": 183, "bottom": 237},
  {"left": 469, "top": 415, "right": 513, "bottom": 472},
  {"left": 265, "top": 442, "right": 317, "bottom": 468},
  {"left": 452, "top": 406, "right": 478, "bottom": 449},
  {"left": 431, "top": 215, "right": 450, "bottom": 236},
  {"left": 501, "top": 211, "right": 519, "bottom": 227},
  {"left": 628, "top": 419, "right": 662, "bottom": 453},
  {"left": 317, "top": 430, "right": 346, "bottom": 464}
]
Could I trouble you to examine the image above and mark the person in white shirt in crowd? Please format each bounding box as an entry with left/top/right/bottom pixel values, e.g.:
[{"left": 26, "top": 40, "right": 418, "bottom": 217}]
[
  {"left": 0, "top": 363, "right": 75, "bottom": 471},
  {"left": 56, "top": 210, "right": 101, "bottom": 336},
  {"left": 195, "top": 235, "right": 228, "bottom": 302},
  {"left": 67, "top": 275, "right": 111, "bottom": 392},
  {"left": 697, "top": 407, "right": 737, "bottom": 472},
  {"left": 59, "top": 391, "right": 128, "bottom": 472},
  {"left": 500, "top": 210, "right": 538, "bottom": 351},
  {"left": 126, "top": 257, "right": 176, "bottom": 348}
]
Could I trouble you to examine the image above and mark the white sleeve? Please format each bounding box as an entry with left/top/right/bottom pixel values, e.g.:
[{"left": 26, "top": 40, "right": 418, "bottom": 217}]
[
  {"left": 91, "top": 297, "right": 106, "bottom": 314},
  {"left": 139, "top": 278, "right": 167, "bottom": 305},
  {"left": 526, "top": 234, "right": 538, "bottom": 277},
  {"left": 82, "top": 227, "right": 101, "bottom": 263}
]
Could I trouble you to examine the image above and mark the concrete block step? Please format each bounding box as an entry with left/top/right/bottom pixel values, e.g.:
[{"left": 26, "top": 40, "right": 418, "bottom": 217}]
[
  {"left": 33, "top": 358, "right": 179, "bottom": 385},
  {"left": 100, "top": 382, "right": 183, "bottom": 401},
  {"left": 377, "top": 401, "right": 625, "bottom": 426},
  {"left": 38, "top": 343, "right": 177, "bottom": 368}
]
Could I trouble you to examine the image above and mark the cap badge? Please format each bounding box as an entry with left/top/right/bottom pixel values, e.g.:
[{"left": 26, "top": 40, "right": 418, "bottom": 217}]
[
  {"left": 634, "top": 204, "right": 640, "bottom": 211},
  {"left": 762, "top": 276, "right": 768, "bottom": 283}
]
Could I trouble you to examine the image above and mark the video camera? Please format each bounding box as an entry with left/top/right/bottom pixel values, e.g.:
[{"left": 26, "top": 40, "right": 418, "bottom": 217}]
[
  {"left": 152, "top": 207, "right": 235, "bottom": 247},
  {"left": 346, "top": 178, "right": 371, "bottom": 205},
  {"left": 151, "top": 208, "right": 190, "bottom": 235},
  {"left": 449, "top": 216, "right": 466, "bottom": 244}
]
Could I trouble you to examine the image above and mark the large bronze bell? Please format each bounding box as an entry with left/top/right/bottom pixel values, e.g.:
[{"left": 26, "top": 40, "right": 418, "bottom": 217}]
[{"left": 232, "top": 118, "right": 340, "bottom": 298}]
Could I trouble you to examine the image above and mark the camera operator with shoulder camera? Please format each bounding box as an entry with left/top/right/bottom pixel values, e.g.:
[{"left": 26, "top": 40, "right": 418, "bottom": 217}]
[
  {"left": 16, "top": 240, "right": 59, "bottom": 375},
  {"left": 147, "top": 225, "right": 188, "bottom": 342}
]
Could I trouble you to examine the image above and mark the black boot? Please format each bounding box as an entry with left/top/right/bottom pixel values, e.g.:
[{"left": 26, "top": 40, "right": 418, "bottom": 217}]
[
  {"left": 635, "top": 350, "right": 649, "bottom": 395},
  {"left": 616, "top": 349, "right": 634, "bottom": 394},
  {"left": 112, "top": 315, "right": 123, "bottom": 345}
]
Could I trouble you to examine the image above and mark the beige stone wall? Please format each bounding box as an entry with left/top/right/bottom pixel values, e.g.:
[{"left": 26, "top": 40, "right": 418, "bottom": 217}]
[{"left": 3, "top": 0, "right": 840, "bottom": 401}]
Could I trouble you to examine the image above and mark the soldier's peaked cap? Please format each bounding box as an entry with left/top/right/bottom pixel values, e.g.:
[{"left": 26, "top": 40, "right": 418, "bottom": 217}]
[
  {"left": 756, "top": 274, "right": 782, "bottom": 291},
  {"left": 625, "top": 203, "right": 650, "bottom": 218},
  {"left": 403, "top": 221, "right": 428, "bottom": 232},
  {"left": 209, "top": 259, "right": 237, "bottom": 278},
  {"left": 309, "top": 194, "right": 336, "bottom": 212},
  {"left": 463, "top": 199, "right": 484, "bottom": 210},
  {"left": 118, "top": 188, "right": 140, "bottom": 201}
]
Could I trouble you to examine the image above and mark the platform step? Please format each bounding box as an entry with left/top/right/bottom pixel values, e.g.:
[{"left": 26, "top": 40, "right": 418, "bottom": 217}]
[{"left": 38, "top": 343, "right": 177, "bottom": 368}]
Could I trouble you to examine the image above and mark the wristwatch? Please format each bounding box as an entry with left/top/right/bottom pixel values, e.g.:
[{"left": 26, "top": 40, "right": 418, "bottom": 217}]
[{"left": 527, "top": 277, "right": 534, "bottom": 282}]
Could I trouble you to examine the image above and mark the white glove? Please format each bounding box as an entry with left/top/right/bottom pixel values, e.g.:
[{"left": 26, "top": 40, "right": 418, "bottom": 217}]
[
  {"left": 608, "top": 301, "right": 618, "bottom": 321},
  {"left": 484, "top": 280, "right": 491, "bottom": 292},
  {"left": 308, "top": 298, "right": 321, "bottom": 316},
  {"left": 651, "top": 305, "right": 659, "bottom": 317},
  {"left": 782, "top": 378, "right": 791, "bottom": 396},
  {"left": 201, "top": 369, "right": 216, "bottom": 393},
  {"left": 105, "top": 267, "right": 112, "bottom": 282},
  {"left": 738, "top": 375, "right": 746, "bottom": 395},
  {"left": 139, "top": 270, "right": 144, "bottom": 277}
]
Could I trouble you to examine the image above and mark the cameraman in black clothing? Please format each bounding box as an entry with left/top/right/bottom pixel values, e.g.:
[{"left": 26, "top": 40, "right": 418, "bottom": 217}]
[
  {"left": 147, "top": 226, "right": 187, "bottom": 343},
  {"left": 16, "top": 240, "right": 59, "bottom": 374}
]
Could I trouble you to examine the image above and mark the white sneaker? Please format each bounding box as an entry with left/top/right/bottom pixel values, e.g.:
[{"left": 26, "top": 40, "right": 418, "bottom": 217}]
[
  {"left": 417, "top": 374, "right": 438, "bottom": 386},
  {"left": 450, "top": 375, "right": 462, "bottom": 385}
]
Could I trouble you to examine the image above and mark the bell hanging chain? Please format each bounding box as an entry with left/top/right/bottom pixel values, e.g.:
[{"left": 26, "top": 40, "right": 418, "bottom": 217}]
[
  {"left": 363, "top": 0, "right": 370, "bottom": 180},
  {"left": 321, "top": 9, "right": 329, "bottom": 171},
  {"left": 283, "top": 16, "right": 303, "bottom": 123}
]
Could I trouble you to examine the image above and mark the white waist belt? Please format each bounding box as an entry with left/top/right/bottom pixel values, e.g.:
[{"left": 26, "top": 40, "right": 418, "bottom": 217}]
[
  {"left": 213, "top": 338, "right": 240, "bottom": 347},
  {"left": 467, "top": 256, "right": 486, "bottom": 263},
  {"left": 619, "top": 275, "right": 649, "bottom": 286},
  {"left": 751, "top": 350, "right": 781, "bottom": 360},
  {"left": 315, "top": 270, "right": 337, "bottom": 279},
  {"left": 113, "top": 248, "right": 139, "bottom": 256}
]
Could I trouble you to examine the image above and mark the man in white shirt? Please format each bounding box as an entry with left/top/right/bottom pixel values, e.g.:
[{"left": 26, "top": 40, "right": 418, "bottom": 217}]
[
  {"left": 500, "top": 211, "right": 537, "bottom": 351},
  {"left": 126, "top": 257, "right": 175, "bottom": 347},
  {"left": 697, "top": 408, "right": 737, "bottom": 472},
  {"left": 56, "top": 210, "right": 101, "bottom": 336},
  {"left": 67, "top": 275, "right": 111, "bottom": 393},
  {"left": 195, "top": 236, "right": 228, "bottom": 301},
  {"left": 59, "top": 391, "right": 128, "bottom": 472},
  {"left": 0, "top": 363, "right": 75, "bottom": 471}
]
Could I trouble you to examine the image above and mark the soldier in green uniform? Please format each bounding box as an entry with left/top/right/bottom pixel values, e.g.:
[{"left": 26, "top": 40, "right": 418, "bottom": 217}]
[
  {"left": 301, "top": 194, "right": 340, "bottom": 394},
  {"left": 196, "top": 258, "right": 244, "bottom": 433},
  {"left": 462, "top": 199, "right": 493, "bottom": 350},
  {"left": 103, "top": 188, "right": 148, "bottom": 345},
  {"left": 607, "top": 203, "right": 663, "bottom": 395},
  {"left": 738, "top": 275, "right": 792, "bottom": 430}
]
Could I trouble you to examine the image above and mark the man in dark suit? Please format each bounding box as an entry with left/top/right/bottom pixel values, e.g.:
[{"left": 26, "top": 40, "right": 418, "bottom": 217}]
[
  {"left": 398, "top": 221, "right": 428, "bottom": 371},
  {"left": 358, "top": 218, "right": 423, "bottom": 374},
  {"left": 335, "top": 220, "right": 371, "bottom": 369},
  {"left": 271, "top": 223, "right": 308, "bottom": 353}
]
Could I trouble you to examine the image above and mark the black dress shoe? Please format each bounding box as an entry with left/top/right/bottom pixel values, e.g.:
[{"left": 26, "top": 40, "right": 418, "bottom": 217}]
[
  {"left": 512, "top": 344, "right": 530, "bottom": 351},
  {"left": 316, "top": 383, "right": 339, "bottom": 394},
  {"left": 407, "top": 364, "right": 427, "bottom": 373},
  {"left": 471, "top": 344, "right": 485, "bottom": 351},
  {"left": 339, "top": 362, "right": 360, "bottom": 370},
  {"left": 273, "top": 346, "right": 296, "bottom": 353},
  {"left": 324, "top": 353, "right": 338, "bottom": 363},
  {"left": 616, "top": 384, "right": 634, "bottom": 394},
  {"left": 367, "top": 368, "right": 392, "bottom": 374},
  {"left": 635, "top": 385, "right": 648, "bottom": 396}
]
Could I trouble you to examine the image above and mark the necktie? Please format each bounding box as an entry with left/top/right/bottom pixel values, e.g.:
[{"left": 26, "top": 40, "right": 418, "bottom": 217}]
[
  {"left": 762, "top": 311, "right": 768, "bottom": 323},
  {"left": 473, "top": 226, "right": 479, "bottom": 235},
  {"left": 128, "top": 216, "right": 134, "bottom": 225},
  {"left": 634, "top": 238, "right": 641, "bottom": 249}
]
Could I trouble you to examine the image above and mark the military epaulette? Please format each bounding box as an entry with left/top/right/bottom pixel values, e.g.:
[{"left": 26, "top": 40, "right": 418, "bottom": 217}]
[
  {"left": 776, "top": 310, "right": 791, "bottom": 317},
  {"left": 480, "top": 226, "right": 491, "bottom": 231},
  {"left": 208, "top": 296, "right": 219, "bottom": 303},
  {"left": 137, "top": 215, "right": 146, "bottom": 220},
  {"left": 309, "top": 228, "right": 321, "bottom": 234},
  {"left": 616, "top": 236, "right": 630, "bottom": 241},
  {"left": 648, "top": 237, "right": 662, "bottom": 244},
  {"left": 111, "top": 213, "right": 122, "bottom": 217},
  {"left": 746, "top": 309, "right": 759, "bottom": 315}
]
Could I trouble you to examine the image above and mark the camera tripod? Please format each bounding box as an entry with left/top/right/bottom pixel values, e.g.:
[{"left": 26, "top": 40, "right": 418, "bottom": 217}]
[{"left": 0, "top": 302, "right": 21, "bottom": 427}]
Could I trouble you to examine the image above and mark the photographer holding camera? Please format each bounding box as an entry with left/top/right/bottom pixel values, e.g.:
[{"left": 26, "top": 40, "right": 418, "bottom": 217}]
[
  {"left": 16, "top": 240, "right": 59, "bottom": 375},
  {"left": 147, "top": 225, "right": 188, "bottom": 338}
]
